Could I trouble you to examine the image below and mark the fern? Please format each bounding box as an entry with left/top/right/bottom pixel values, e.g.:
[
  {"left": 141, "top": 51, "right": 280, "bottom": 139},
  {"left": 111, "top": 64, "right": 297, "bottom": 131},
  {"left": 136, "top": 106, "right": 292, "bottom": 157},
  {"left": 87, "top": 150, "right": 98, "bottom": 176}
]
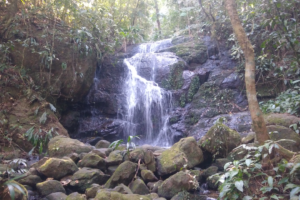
[{"left": 39, "top": 112, "right": 47, "bottom": 124}]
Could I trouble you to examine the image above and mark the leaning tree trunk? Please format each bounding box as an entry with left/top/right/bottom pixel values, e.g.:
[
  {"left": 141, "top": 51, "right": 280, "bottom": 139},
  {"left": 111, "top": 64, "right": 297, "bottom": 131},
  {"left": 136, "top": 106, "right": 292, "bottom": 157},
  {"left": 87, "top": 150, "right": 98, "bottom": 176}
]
[
  {"left": 224, "top": 0, "right": 270, "bottom": 144},
  {"left": 154, "top": 0, "right": 162, "bottom": 37}
]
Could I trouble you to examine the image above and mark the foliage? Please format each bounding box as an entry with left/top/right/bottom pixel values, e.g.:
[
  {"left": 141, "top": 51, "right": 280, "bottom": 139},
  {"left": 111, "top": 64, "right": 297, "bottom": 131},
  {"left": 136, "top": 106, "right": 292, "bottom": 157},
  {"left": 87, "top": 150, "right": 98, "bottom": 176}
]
[
  {"left": 109, "top": 135, "right": 140, "bottom": 153},
  {"left": 219, "top": 140, "right": 300, "bottom": 199},
  {"left": 0, "top": 175, "right": 27, "bottom": 200}
]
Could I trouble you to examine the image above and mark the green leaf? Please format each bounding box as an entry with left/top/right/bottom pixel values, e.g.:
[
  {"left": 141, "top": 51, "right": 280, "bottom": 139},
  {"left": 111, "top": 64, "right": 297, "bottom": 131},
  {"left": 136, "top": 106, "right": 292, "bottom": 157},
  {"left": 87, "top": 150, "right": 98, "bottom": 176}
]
[
  {"left": 278, "top": 177, "right": 289, "bottom": 185},
  {"left": 268, "top": 176, "right": 274, "bottom": 188},
  {"left": 284, "top": 183, "right": 299, "bottom": 192},
  {"left": 270, "top": 194, "right": 280, "bottom": 200},
  {"left": 290, "top": 187, "right": 300, "bottom": 197},
  {"left": 290, "top": 163, "right": 300, "bottom": 175},
  {"left": 245, "top": 159, "right": 252, "bottom": 167},
  {"left": 243, "top": 196, "right": 252, "bottom": 200},
  {"left": 234, "top": 180, "right": 244, "bottom": 192},
  {"left": 224, "top": 162, "right": 232, "bottom": 170},
  {"left": 7, "top": 184, "right": 15, "bottom": 200}
]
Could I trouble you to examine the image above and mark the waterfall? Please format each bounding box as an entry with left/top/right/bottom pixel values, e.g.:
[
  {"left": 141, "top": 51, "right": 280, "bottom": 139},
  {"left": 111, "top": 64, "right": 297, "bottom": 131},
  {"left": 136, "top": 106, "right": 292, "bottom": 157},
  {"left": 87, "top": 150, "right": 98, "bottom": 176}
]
[{"left": 121, "top": 39, "right": 175, "bottom": 146}]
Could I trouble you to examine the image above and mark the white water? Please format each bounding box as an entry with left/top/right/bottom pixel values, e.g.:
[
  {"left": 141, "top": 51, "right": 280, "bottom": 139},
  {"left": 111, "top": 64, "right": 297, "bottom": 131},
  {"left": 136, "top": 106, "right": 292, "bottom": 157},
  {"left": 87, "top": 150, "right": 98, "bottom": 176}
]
[{"left": 122, "top": 39, "right": 175, "bottom": 146}]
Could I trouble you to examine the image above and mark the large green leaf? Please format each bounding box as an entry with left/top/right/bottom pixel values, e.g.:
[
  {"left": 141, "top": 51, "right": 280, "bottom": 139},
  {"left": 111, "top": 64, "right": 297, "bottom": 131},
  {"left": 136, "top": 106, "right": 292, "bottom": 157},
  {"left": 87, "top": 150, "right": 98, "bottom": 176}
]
[{"left": 234, "top": 180, "right": 243, "bottom": 192}]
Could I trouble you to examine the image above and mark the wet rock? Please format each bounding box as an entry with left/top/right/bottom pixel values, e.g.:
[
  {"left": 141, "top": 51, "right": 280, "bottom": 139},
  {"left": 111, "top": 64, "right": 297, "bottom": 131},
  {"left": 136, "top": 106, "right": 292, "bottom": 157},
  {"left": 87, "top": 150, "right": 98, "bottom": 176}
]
[
  {"left": 36, "top": 180, "right": 66, "bottom": 197},
  {"left": 18, "top": 175, "right": 43, "bottom": 187},
  {"left": 220, "top": 72, "right": 241, "bottom": 89},
  {"left": 37, "top": 157, "right": 78, "bottom": 180},
  {"left": 158, "top": 171, "right": 197, "bottom": 199},
  {"left": 95, "top": 140, "right": 111, "bottom": 149},
  {"left": 198, "top": 123, "right": 241, "bottom": 158},
  {"left": 66, "top": 192, "right": 87, "bottom": 200},
  {"left": 44, "top": 192, "right": 67, "bottom": 200},
  {"left": 157, "top": 137, "right": 203, "bottom": 176},
  {"left": 104, "top": 161, "right": 137, "bottom": 188},
  {"left": 48, "top": 136, "right": 93, "bottom": 158},
  {"left": 141, "top": 170, "right": 158, "bottom": 182},
  {"left": 70, "top": 168, "right": 110, "bottom": 193},
  {"left": 129, "top": 178, "right": 150, "bottom": 195},
  {"left": 78, "top": 153, "right": 106, "bottom": 170}
]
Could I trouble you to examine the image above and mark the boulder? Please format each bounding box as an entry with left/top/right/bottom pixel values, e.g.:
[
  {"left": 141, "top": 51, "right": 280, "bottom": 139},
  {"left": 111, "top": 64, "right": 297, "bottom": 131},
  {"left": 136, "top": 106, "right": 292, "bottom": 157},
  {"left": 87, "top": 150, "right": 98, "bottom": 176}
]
[
  {"left": 241, "top": 132, "right": 255, "bottom": 144},
  {"left": 264, "top": 113, "right": 300, "bottom": 128},
  {"left": 37, "top": 157, "right": 78, "bottom": 180},
  {"left": 66, "top": 192, "right": 87, "bottom": 200},
  {"left": 113, "top": 184, "right": 133, "bottom": 194},
  {"left": 157, "top": 171, "right": 197, "bottom": 199},
  {"left": 213, "top": 158, "right": 231, "bottom": 171},
  {"left": 44, "top": 192, "right": 67, "bottom": 200},
  {"left": 106, "top": 150, "right": 124, "bottom": 166},
  {"left": 78, "top": 153, "right": 106, "bottom": 170},
  {"left": 91, "top": 149, "right": 107, "bottom": 158},
  {"left": 70, "top": 168, "right": 110, "bottom": 193},
  {"left": 95, "top": 140, "right": 111, "bottom": 149},
  {"left": 171, "top": 191, "right": 207, "bottom": 200},
  {"left": 156, "top": 137, "right": 203, "bottom": 176},
  {"left": 141, "top": 170, "right": 158, "bottom": 182},
  {"left": 207, "top": 173, "right": 222, "bottom": 190},
  {"left": 147, "top": 180, "right": 163, "bottom": 193},
  {"left": 201, "top": 166, "right": 218, "bottom": 180},
  {"left": 85, "top": 184, "right": 102, "bottom": 199},
  {"left": 107, "top": 166, "right": 118, "bottom": 175},
  {"left": 227, "top": 144, "right": 255, "bottom": 161},
  {"left": 104, "top": 161, "right": 137, "bottom": 188},
  {"left": 94, "top": 190, "right": 151, "bottom": 200},
  {"left": 267, "top": 125, "right": 300, "bottom": 152},
  {"left": 48, "top": 136, "right": 93, "bottom": 157},
  {"left": 18, "top": 175, "right": 43, "bottom": 187},
  {"left": 198, "top": 123, "right": 241, "bottom": 157},
  {"left": 36, "top": 180, "right": 66, "bottom": 197},
  {"left": 129, "top": 178, "right": 150, "bottom": 195}
]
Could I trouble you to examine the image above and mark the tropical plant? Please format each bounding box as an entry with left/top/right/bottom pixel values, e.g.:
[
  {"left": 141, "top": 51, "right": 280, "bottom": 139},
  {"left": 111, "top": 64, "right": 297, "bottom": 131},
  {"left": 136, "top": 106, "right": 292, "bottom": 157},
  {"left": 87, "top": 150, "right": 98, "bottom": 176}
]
[{"left": 109, "top": 135, "right": 140, "bottom": 153}]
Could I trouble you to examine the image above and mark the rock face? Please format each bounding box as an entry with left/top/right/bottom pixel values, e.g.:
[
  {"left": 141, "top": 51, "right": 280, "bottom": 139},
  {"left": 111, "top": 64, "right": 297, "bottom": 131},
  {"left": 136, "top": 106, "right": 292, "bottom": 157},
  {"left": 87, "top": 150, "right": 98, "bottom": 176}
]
[
  {"left": 198, "top": 123, "right": 241, "bottom": 157},
  {"left": 156, "top": 137, "right": 203, "bottom": 176},
  {"left": 104, "top": 161, "right": 137, "bottom": 188},
  {"left": 70, "top": 168, "right": 110, "bottom": 193},
  {"left": 48, "top": 136, "right": 93, "bottom": 157},
  {"left": 37, "top": 157, "right": 78, "bottom": 179},
  {"left": 158, "top": 171, "right": 196, "bottom": 199}
]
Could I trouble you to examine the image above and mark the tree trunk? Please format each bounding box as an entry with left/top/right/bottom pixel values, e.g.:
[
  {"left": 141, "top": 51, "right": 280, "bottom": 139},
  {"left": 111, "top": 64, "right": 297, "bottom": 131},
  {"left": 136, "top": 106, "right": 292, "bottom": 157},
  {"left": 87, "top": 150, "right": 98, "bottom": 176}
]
[
  {"left": 224, "top": 0, "right": 270, "bottom": 144},
  {"left": 154, "top": 0, "right": 161, "bottom": 37}
]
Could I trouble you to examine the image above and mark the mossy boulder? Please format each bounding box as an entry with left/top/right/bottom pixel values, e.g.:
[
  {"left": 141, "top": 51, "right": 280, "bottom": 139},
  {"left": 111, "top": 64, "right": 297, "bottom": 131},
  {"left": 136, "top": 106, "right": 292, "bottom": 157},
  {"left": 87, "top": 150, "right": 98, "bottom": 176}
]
[
  {"left": 129, "top": 178, "right": 150, "bottom": 195},
  {"left": 156, "top": 137, "right": 203, "bottom": 176},
  {"left": 171, "top": 191, "right": 207, "bottom": 200},
  {"left": 264, "top": 113, "right": 300, "bottom": 128},
  {"left": 241, "top": 132, "right": 255, "bottom": 144},
  {"left": 70, "top": 168, "right": 110, "bottom": 193},
  {"left": 1, "top": 181, "right": 28, "bottom": 200},
  {"left": 201, "top": 166, "right": 218, "bottom": 180},
  {"left": 48, "top": 136, "right": 93, "bottom": 157},
  {"left": 66, "top": 192, "right": 87, "bottom": 200},
  {"left": 207, "top": 173, "right": 222, "bottom": 190},
  {"left": 36, "top": 180, "right": 66, "bottom": 197},
  {"left": 213, "top": 158, "right": 231, "bottom": 171},
  {"left": 18, "top": 175, "right": 43, "bottom": 187},
  {"left": 141, "top": 170, "right": 158, "bottom": 183},
  {"left": 91, "top": 149, "right": 107, "bottom": 158},
  {"left": 227, "top": 144, "right": 255, "bottom": 161},
  {"left": 44, "top": 192, "right": 67, "bottom": 200},
  {"left": 147, "top": 180, "right": 163, "bottom": 193},
  {"left": 113, "top": 184, "right": 133, "bottom": 194},
  {"left": 37, "top": 157, "right": 78, "bottom": 180},
  {"left": 157, "top": 171, "right": 196, "bottom": 199},
  {"left": 85, "top": 184, "right": 102, "bottom": 199},
  {"left": 106, "top": 150, "right": 124, "bottom": 166},
  {"left": 267, "top": 125, "right": 300, "bottom": 152},
  {"left": 198, "top": 123, "right": 241, "bottom": 157},
  {"left": 104, "top": 161, "right": 137, "bottom": 188},
  {"left": 78, "top": 153, "right": 106, "bottom": 170},
  {"left": 94, "top": 190, "right": 152, "bottom": 200},
  {"left": 95, "top": 140, "right": 111, "bottom": 148}
]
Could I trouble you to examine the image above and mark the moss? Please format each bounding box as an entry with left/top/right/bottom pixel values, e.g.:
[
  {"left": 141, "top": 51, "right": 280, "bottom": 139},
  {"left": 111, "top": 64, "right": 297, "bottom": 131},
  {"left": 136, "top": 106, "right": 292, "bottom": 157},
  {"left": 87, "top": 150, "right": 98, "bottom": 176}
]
[{"left": 187, "top": 76, "right": 200, "bottom": 102}]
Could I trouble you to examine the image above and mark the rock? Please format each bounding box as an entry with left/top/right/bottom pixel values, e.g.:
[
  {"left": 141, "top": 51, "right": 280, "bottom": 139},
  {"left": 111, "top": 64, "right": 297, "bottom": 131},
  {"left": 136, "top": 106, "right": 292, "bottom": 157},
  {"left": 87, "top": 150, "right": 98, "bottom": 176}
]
[
  {"left": 171, "top": 191, "right": 207, "bottom": 200},
  {"left": 267, "top": 125, "right": 300, "bottom": 152},
  {"left": 44, "top": 192, "right": 67, "bottom": 200},
  {"left": 107, "top": 166, "right": 118, "bottom": 175},
  {"left": 104, "top": 161, "right": 137, "bottom": 188},
  {"left": 1, "top": 181, "right": 28, "bottom": 200},
  {"left": 129, "top": 178, "right": 150, "bottom": 195},
  {"left": 37, "top": 157, "right": 78, "bottom": 180},
  {"left": 207, "top": 173, "right": 222, "bottom": 190},
  {"left": 157, "top": 171, "right": 197, "bottom": 199},
  {"left": 85, "top": 184, "right": 102, "bottom": 199},
  {"left": 105, "top": 150, "right": 124, "bottom": 166},
  {"left": 198, "top": 123, "right": 241, "bottom": 157},
  {"left": 91, "top": 149, "right": 107, "bottom": 158},
  {"left": 213, "top": 158, "right": 231, "bottom": 171},
  {"left": 95, "top": 140, "right": 111, "bottom": 149},
  {"left": 264, "top": 113, "right": 300, "bottom": 128},
  {"left": 157, "top": 137, "right": 203, "bottom": 176},
  {"left": 78, "top": 153, "right": 106, "bottom": 170},
  {"left": 36, "top": 180, "right": 66, "bottom": 197},
  {"left": 69, "top": 153, "right": 80, "bottom": 163},
  {"left": 18, "top": 175, "right": 43, "bottom": 187},
  {"left": 113, "top": 184, "right": 133, "bottom": 194},
  {"left": 201, "top": 166, "right": 218, "bottom": 180},
  {"left": 227, "top": 144, "right": 255, "bottom": 161},
  {"left": 141, "top": 170, "right": 158, "bottom": 182},
  {"left": 147, "top": 180, "right": 163, "bottom": 193},
  {"left": 70, "top": 168, "right": 110, "bottom": 193},
  {"left": 66, "top": 192, "right": 87, "bottom": 200},
  {"left": 241, "top": 132, "right": 255, "bottom": 144},
  {"left": 94, "top": 190, "right": 151, "bottom": 200},
  {"left": 48, "top": 136, "right": 93, "bottom": 157}
]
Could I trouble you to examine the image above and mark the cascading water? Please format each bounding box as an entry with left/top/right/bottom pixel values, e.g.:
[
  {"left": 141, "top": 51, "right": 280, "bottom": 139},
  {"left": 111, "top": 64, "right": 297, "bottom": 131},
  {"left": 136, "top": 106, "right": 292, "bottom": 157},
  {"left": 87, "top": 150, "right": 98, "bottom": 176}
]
[{"left": 121, "top": 39, "right": 176, "bottom": 146}]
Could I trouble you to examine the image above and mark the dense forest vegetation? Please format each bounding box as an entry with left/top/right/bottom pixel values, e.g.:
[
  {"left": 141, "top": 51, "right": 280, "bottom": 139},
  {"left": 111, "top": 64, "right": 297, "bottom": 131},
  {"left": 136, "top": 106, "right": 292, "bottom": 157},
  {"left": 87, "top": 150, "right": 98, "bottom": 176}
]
[{"left": 1, "top": 0, "right": 300, "bottom": 199}]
